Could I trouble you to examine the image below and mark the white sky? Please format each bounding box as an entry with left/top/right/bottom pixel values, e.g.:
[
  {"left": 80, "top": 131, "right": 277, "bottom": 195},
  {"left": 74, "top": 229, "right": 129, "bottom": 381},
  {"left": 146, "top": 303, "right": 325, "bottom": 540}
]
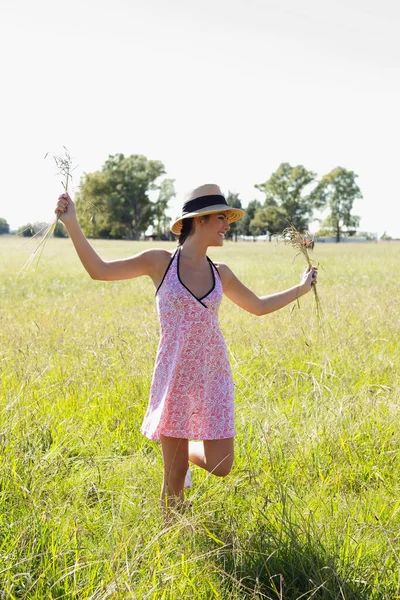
[{"left": 1, "top": 0, "right": 399, "bottom": 237}]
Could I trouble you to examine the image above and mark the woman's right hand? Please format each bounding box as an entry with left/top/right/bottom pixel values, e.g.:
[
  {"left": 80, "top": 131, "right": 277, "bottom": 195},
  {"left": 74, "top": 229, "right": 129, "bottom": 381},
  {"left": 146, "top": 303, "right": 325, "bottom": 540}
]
[
  {"left": 300, "top": 266, "right": 318, "bottom": 293},
  {"left": 55, "top": 192, "right": 76, "bottom": 225}
]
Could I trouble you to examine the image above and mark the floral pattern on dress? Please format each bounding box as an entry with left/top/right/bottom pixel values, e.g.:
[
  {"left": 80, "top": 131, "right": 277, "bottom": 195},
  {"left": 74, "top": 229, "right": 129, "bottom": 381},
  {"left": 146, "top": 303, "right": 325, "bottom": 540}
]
[{"left": 140, "top": 247, "right": 235, "bottom": 441}]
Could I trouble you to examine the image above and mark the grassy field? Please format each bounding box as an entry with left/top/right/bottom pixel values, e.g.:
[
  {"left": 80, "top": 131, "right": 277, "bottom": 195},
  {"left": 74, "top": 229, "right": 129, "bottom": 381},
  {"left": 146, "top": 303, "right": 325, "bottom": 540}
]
[{"left": 1, "top": 235, "right": 400, "bottom": 599}]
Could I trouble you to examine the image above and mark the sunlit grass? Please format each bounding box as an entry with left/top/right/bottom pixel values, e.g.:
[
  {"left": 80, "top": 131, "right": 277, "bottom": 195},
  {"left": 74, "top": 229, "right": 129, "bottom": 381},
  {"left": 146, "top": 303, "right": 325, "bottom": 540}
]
[{"left": 1, "top": 236, "right": 400, "bottom": 598}]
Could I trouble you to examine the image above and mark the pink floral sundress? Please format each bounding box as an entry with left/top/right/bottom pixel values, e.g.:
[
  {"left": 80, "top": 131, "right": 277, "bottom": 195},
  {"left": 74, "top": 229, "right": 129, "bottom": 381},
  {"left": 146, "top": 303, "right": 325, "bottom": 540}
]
[{"left": 140, "top": 247, "right": 235, "bottom": 441}]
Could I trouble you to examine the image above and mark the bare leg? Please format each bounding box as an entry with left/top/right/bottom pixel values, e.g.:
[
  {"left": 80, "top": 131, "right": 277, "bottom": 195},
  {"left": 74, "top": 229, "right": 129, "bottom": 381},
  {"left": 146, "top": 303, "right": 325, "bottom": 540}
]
[
  {"left": 189, "top": 437, "right": 234, "bottom": 477},
  {"left": 160, "top": 435, "right": 189, "bottom": 513}
]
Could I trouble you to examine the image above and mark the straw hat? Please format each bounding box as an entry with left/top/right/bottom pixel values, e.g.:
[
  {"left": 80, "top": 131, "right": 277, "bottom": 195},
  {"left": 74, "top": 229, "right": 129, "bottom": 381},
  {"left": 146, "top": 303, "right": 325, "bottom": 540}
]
[{"left": 170, "top": 184, "right": 245, "bottom": 235}]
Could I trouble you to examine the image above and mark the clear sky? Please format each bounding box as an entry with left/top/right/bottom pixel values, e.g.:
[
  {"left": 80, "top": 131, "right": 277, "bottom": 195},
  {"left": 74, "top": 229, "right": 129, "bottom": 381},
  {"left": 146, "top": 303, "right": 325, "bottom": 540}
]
[{"left": 1, "top": 0, "right": 399, "bottom": 237}]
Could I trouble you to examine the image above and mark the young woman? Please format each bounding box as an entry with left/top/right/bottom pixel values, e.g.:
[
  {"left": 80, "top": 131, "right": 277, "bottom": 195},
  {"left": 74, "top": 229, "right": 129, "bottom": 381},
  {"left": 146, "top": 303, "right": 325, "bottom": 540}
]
[{"left": 55, "top": 183, "right": 317, "bottom": 510}]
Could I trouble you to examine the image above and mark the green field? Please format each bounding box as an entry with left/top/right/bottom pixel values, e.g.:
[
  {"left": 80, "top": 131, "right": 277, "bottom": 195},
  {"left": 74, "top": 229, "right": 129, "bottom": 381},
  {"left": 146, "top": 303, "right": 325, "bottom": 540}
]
[{"left": 1, "top": 236, "right": 400, "bottom": 599}]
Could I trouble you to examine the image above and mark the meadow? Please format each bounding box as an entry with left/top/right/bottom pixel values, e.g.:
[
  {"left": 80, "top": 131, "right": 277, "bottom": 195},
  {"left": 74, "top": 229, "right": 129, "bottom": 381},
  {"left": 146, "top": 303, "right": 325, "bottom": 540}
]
[{"left": 1, "top": 235, "right": 399, "bottom": 599}]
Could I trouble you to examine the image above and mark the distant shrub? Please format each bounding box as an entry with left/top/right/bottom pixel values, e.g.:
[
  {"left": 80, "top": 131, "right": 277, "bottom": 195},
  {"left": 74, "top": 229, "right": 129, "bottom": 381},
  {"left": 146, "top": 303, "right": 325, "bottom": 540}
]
[
  {"left": 17, "top": 223, "right": 33, "bottom": 237},
  {"left": 54, "top": 221, "right": 68, "bottom": 238},
  {"left": 0, "top": 218, "right": 10, "bottom": 234}
]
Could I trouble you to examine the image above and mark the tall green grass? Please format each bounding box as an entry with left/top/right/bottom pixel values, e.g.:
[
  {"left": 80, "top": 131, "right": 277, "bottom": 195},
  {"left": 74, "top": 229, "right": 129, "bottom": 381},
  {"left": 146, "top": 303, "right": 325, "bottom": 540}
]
[{"left": 1, "top": 236, "right": 399, "bottom": 599}]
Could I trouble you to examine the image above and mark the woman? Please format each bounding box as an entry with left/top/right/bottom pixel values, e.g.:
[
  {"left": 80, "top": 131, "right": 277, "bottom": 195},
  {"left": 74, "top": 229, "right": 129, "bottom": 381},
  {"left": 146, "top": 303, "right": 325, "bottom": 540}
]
[{"left": 55, "top": 183, "right": 317, "bottom": 510}]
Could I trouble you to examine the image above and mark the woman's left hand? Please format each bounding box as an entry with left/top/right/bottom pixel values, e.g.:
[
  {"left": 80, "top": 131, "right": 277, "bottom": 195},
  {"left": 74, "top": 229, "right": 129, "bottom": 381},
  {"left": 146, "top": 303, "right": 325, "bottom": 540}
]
[{"left": 301, "top": 266, "right": 318, "bottom": 292}]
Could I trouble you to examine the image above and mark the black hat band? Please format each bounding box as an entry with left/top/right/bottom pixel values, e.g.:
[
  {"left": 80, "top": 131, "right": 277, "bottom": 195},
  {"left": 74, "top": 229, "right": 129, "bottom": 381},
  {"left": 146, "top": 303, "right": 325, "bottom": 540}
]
[{"left": 182, "top": 195, "right": 227, "bottom": 216}]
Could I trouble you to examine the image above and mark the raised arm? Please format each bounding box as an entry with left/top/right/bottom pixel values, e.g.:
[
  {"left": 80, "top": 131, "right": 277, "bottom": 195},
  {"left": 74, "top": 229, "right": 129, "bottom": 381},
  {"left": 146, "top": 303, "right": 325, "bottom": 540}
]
[
  {"left": 218, "top": 263, "right": 317, "bottom": 316},
  {"left": 55, "top": 193, "right": 166, "bottom": 282}
]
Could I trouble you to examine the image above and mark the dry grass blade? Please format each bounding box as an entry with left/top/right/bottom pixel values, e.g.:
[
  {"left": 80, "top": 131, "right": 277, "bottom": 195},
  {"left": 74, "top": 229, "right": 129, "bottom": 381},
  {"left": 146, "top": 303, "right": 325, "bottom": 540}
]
[
  {"left": 281, "top": 224, "right": 323, "bottom": 324},
  {"left": 18, "top": 147, "right": 75, "bottom": 276}
]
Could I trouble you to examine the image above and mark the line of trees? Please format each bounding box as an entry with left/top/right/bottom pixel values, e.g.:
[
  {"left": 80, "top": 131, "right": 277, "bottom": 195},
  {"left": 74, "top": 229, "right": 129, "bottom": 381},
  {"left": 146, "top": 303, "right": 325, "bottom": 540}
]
[
  {"left": 6, "top": 221, "right": 68, "bottom": 237},
  {"left": 1, "top": 154, "right": 365, "bottom": 242},
  {"left": 76, "top": 155, "right": 362, "bottom": 242},
  {"left": 232, "top": 163, "right": 363, "bottom": 243}
]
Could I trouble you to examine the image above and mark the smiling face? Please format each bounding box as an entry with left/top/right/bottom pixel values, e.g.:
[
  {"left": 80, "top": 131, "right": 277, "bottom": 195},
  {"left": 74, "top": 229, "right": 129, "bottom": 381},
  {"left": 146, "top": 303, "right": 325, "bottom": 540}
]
[{"left": 194, "top": 211, "right": 231, "bottom": 246}]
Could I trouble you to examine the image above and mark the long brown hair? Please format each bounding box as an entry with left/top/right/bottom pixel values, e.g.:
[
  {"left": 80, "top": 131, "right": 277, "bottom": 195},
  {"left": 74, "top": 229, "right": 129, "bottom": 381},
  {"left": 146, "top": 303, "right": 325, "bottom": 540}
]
[{"left": 177, "top": 215, "right": 210, "bottom": 245}]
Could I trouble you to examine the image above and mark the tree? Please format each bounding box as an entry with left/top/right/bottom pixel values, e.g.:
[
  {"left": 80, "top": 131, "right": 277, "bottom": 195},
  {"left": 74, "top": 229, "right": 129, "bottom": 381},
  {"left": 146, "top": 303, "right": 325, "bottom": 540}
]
[
  {"left": 0, "top": 218, "right": 10, "bottom": 234},
  {"left": 250, "top": 205, "right": 287, "bottom": 240},
  {"left": 225, "top": 192, "right": 243, "bottom": 241},
  {"left": 54, "top": 221, "right": 68, "bottom": 238},
  {"left": 362, "top": 232, "right": 376, "bottom": 241},
  {"left": 315, "top": 227, "right": 334, "bottom": 237},
  {"left": 312, "top": 167, "right": 362, "bottom": 242},
  {"left": 249, "top": 208, "right": 267, "bottom": 237},
  {"left": 255, "top": 163, "right": 316, "bottom": 231},
  {"left": 152, "top": 178, "right": 175, "bottom": 239},
  {"left": 32, "top": 222, "right": 49, "bottom": 235},
  {"left": 17, "top": 224, "right": 33, "bottom": 237},
  {"left": 237, "top": 200, "right": 262, "bottom": 237},
  {"left": 76, "top": 154, "right": 168, "bottom": 239}
]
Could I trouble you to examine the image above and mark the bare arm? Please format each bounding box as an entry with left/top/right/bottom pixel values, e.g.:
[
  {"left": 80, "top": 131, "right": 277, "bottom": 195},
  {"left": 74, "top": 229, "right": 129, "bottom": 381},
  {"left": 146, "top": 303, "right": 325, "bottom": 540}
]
[
  {"left": 55, "top": 193, "right": 166, "bottom": 281},
  {"left": 218, "top": 263, "right": 317, "bottom": 316}
]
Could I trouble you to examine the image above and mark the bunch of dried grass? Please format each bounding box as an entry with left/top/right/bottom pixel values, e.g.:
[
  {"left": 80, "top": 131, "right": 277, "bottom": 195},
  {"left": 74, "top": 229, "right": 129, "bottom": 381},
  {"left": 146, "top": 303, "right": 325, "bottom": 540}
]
[
  {"left": 281, "top": 224, "right": 322, "bottom": 323},
  {"left": 18, "top": 147, "right": 75, "bottom": 275}
]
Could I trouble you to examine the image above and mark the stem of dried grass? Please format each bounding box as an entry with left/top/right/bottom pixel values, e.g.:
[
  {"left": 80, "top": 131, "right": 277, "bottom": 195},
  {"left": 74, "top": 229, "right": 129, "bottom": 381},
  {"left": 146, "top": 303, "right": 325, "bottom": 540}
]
[
  {"left": 281, "top": 224, "right": 323, "bottom": 326},
  {"left": 18, "top": 147, "right": 75, "bottom": 276}
]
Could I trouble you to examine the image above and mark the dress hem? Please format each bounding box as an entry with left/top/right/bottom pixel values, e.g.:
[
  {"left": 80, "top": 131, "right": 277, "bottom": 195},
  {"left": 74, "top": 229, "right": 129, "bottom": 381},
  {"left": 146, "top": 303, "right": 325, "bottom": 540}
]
[{"left": 141, "top": 428, "right": 236, "bottom": 442}]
